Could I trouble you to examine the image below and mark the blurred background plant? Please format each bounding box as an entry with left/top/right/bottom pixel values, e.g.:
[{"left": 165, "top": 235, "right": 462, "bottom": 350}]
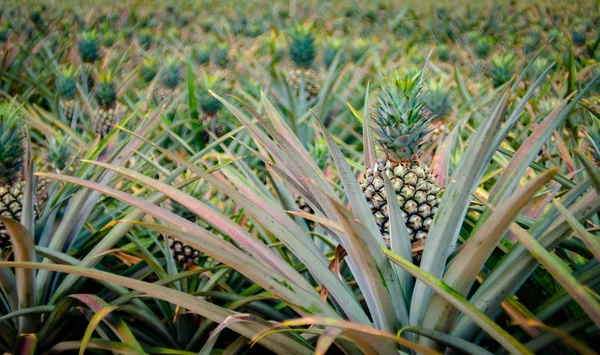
[{"left": 0, "top": 0, "right": 599, "bottom": 353}]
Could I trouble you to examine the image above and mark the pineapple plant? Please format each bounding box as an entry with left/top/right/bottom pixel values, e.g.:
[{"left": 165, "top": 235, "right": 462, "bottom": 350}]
[
  {"left": 154, "top": 56, "right": 180, "bottom": 103},
  {"left": 360, "top": 72, "right": 442, "bottom": 263},
  {"left": 168, "top": 200, "right": 200, "bottom": 264},
  {"left": 92, "top": 73, "right": 119, "bottom": 139},
  {"left": 286, "top": 24, "right": 321, "bottom": 100},
  {"left": 56, "top": 67, "right": 78, "bottom": 121},
  {"left": 0, "top": 104, "right": 26, "bottom": 249},
  {"left": 78, "top": 31, "right": 101, "bottom": 79}
]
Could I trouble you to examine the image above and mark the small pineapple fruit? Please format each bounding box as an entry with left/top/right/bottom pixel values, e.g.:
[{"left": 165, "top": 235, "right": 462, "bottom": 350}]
[
  {"left": 360, "top": 72, "right": 442, "bottom": 263},
  {"left": 168, "top": 200, "right": 200, "bottom": 264},
  {"left": 78, "top": 31, "right": 101, "bottom": 79},
  {"left": 56, "top": 67, "right": 78, "bottom": 121},
  {"left": 198, "top": 72, "right": 226, "bottom": 138},
  {"left": 92, "top": 74, "right": 118, "bottom": 139},
  {"left": 286, "top": 24, "right": 321, "bottom": 100},
  {"left": 154, "top": 56, "right": 180, "bottom": 103},
  {"left": 295, "top": 137, "right": 331, "bottom": 225},
  {"left": 0, "top": 104, "right": 26, "bottom": 249}
]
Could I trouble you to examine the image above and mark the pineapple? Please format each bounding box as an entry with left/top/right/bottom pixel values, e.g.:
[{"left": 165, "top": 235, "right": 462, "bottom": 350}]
[
  {"left": 78, "top": 31, "right": 101, "bottom": 79},
  {"left": 168, "top": 200, "right": 200, "bottom": 264},
  {"left": 360, "top": 72, "right": 442, "bottom": 263},
  {"left": 198, "top": 72, "right": 226, "bottom": 138},
  {"left": 286, "top": 24, "right": 321, "bottom": 100},
  {"left": 0, "top": 104, "right": 26, "bottom": 249},
  {"left": 92, "top": 74, "right": 118, "bottom": 139},
  {"left": 56, "top": 67, "right": 78, "bottom": 121},
  {"left": 295, "top": 137, "right": 331, "bottom": 225},
  {"left": 154, "top": 56, "right": 180, "bottom": 103}
]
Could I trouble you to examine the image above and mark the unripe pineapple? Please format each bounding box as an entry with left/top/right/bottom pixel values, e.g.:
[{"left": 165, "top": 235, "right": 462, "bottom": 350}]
[
  {"left": 360, "top": 72, "right": 442, "bottom": 263},
  {"left": 198, "top": 72, "right": 226, "bottom": 138},
  {"left": 154, "top": 56, "right": 180, "bottom": 103},
  {"left": 168, "top": 200, "right": 200, "bottom": 264},
  {"left": 0, "top": 104, "right": 26, "bottom": 249},
  {"left": 78, "top": 31, "right": 101, "bottom": 77},
  {"left": 92, "top": 74, "right": 118, "bottom": 139},
  {"left": 296, "top": 137, "right": 331, "bottom": 223},
  {"left": 286, "top": 24, "right": 321, "bottom": 100},
  {"left": 56, "top": 67, "right": 78, "bottom": 121}
]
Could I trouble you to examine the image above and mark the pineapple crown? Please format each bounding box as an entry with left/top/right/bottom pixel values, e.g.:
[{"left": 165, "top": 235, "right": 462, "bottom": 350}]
[
  {"left": 214, "top": 43, "right": 230, "bottom": 69},
  {"left": 95, "top": 73, "right": 117, "bottom": 108},
  {"left": 160, "top": 57, "right": 180, "bottom": 89},
  {"left": 198, "top": 72, "right": 225, "bottom": 115},
  {"left": 140, "top": 57, "right": 157, "bottom": 83},
  {"left": 56, "top": 67, "right": 78, "bottom": 100},
  {"left": 0, "top": 103, "right": 24, "bottom": 185},
  {"left": 310, "top": 137, "right": 330, "bottom": 171},
  {"left": 424, "top": 79, "right": 453, "bottom": 118},
  {"left": 47, "top": 135, "right": 71, "bottom": 173},
  {"left": 372, "top": 71, "right": 433, "bottom": 162},
  {"left": 288, "top": 24, "right": 316, "bottom": 68},
  {"left": 78, "top": 30, "right": 100, "bottom": 63}
]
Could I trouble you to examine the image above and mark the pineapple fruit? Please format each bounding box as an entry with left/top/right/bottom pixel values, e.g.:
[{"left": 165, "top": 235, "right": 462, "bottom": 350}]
[
  {"left": 0, "top": 104, "right": 26, "bottom": 249},
  {"left": 199, "top": 72, "right": 226, "bottom": 138},
  {"left": 78, "top": 31, "right": 101, "bottom": 81},
  {"left": 92, "top": 74, "right": 119, "bottom": 139},
  {"left": 360, "top": 72, "right": 442, "bottom": 263},
  {"left": 286, "top": 24, "right": 321, "bottom": 100},
  {"left": 154, "top": 56, "right": 180, "bottom": 103},
  {"left": 168, "top": 200, "right": 200, "bottom": 264},
  {"left": 56, "top": 67, "right": 78, "bottom": 120}
]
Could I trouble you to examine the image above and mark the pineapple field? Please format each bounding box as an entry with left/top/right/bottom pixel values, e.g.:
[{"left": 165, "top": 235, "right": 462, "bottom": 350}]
[{"left": 1, "top": 0, "right": 600, "bottom": 353}]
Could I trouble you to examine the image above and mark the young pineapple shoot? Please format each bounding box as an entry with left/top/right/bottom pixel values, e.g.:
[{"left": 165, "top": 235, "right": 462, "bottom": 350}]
[
  {"left": 92, "top": 73, "right": 118, "bottom": 139},
  {"left": 287, "top": 24, "right": 321, "bottom": 100},
  {"left": 360, "top": 71, "right": 442, "bottom": 264},
  {"left": 0, "top": 104, "right": 26, "bottom": 249},
  {"left": 56, "top": 67, "right": 78, "bottom": 120}
]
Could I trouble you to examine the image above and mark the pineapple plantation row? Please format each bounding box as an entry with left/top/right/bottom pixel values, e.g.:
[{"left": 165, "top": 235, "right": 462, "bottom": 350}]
[{"left": 0, "top": 0, "right": 599, "bottom": 354}]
